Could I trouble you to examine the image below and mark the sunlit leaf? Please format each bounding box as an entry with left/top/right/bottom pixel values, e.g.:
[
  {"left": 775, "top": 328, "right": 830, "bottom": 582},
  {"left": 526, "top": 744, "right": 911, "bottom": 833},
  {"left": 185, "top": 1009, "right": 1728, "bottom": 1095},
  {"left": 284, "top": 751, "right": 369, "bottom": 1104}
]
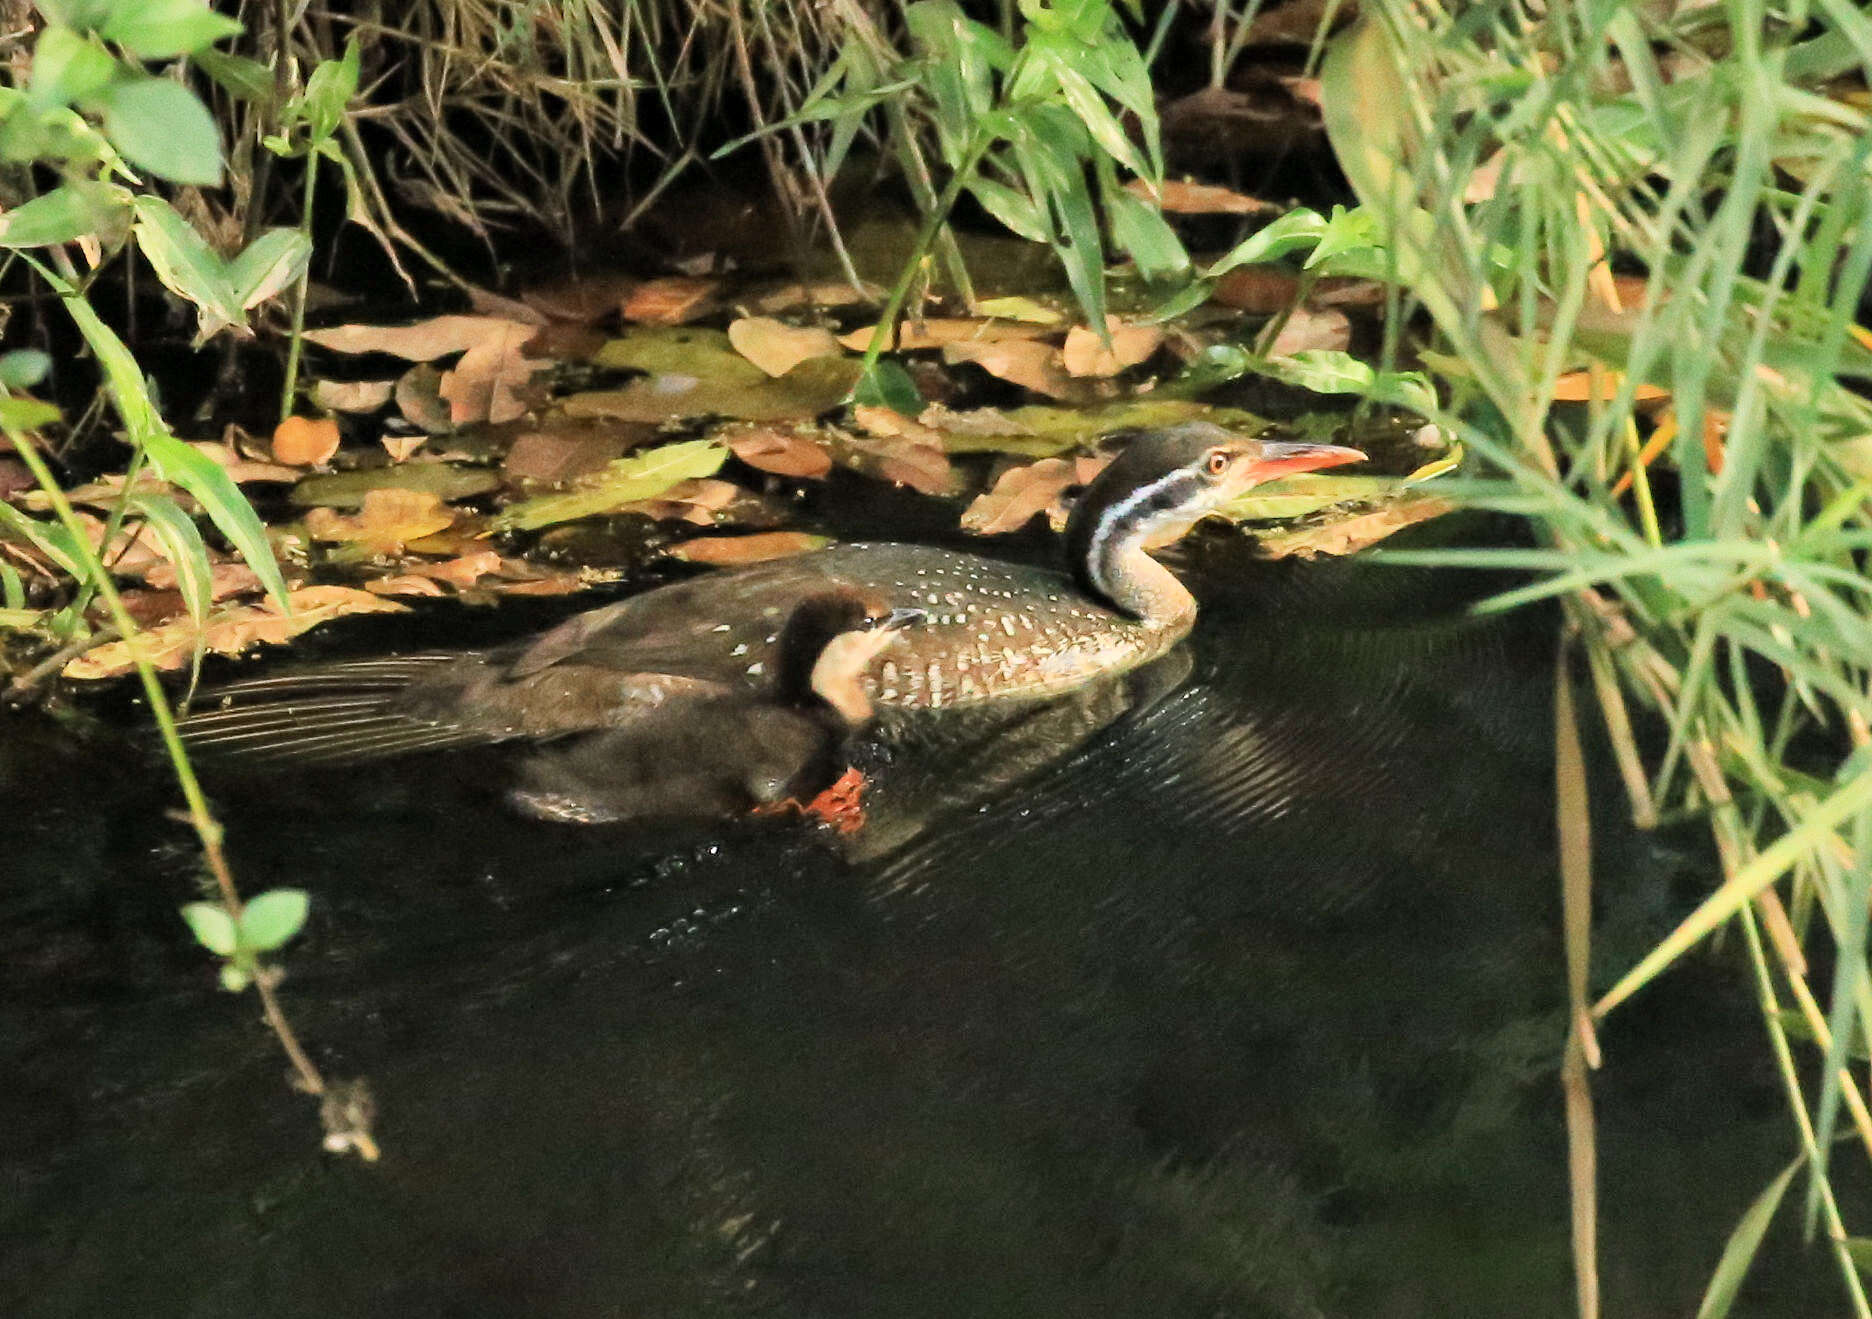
[
  {"left": 98, "top": 76, "right": 222, "bottom": 185},
  {"left": 179, "top": 901, "right": 237, "bottom": 957},
  {"left": 237, "top": 889, "right": 309, "bottom": 952},
  {"left": 493, "top": 440, "right": 728, "bottom": 531}
]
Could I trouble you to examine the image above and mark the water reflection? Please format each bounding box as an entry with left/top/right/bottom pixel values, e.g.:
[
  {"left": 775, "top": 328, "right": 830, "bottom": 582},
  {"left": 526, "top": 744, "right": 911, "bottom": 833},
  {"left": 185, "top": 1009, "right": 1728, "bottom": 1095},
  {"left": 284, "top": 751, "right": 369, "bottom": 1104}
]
[{"left": 0, "top": 536, "right": 1840, "bottom": 1317}]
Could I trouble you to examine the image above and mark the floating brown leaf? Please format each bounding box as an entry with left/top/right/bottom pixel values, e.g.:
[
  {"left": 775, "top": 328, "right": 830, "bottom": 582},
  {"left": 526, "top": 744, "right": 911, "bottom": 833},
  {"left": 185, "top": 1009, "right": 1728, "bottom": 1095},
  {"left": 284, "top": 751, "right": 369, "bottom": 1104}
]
[
  {"left": 727, "top": 316, "right": 844, "bottom": 377},
  {"left": 1127, "top": 178, "right": 1276, "bottom": 215},
  {"left": 668, "top": 531, "right": 830, "bottom": 565},
  {"left": 304, "top": 315, "right": 532, "bottom": 361},
  {"left": 439, "top": 319, "right": 548, "bottom": 425},
  {"left": 961, "top": 458, "right": 1077, "bottom": 535},
  {"left": 837, "top": 318, "right": 1053, "bottom": 352},
  {"left": 844, "top": 408, "right": 954, "bottom": 495},
  {"left": 1061, "top": 319, "right": 1165, "bottom": 377},
  {"left": 621, "top": 276, "right": 719, "bottom": 325},
  {"left": 381, "top": 434, "right": 426, "bottom": 463},
  {"left": 271, "top": 415, "right": 342, "bottom": 466},
  {"left": 144, "top": 560, "right": 262, "bottom": 600},
  {"left": 395, "top": 363, "right": 454, "bottom": 433},
  {"left": 723, "top": 423, "right": 833, "bottom": 479},
  {"left": 312, "top": 379, "right": 395, "bottom": 413},
  {"left": 503, "top": 420, "right": 653, "bottom": 484},
  {"left": 304, "top": 488, "right": 456, "bottom": 555},
  {"left": 63, "top": 586, "right": 407, "bottom": 679},
  {"left": 941, "top": 339, "right": 1086, "bottom": 400}
]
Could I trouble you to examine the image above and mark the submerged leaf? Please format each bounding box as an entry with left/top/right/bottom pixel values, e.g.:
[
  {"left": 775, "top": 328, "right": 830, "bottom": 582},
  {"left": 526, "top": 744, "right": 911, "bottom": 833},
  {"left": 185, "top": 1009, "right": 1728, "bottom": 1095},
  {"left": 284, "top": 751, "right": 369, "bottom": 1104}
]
[{"left": 290, "top": 462, "right": 501, "bottom": 509}]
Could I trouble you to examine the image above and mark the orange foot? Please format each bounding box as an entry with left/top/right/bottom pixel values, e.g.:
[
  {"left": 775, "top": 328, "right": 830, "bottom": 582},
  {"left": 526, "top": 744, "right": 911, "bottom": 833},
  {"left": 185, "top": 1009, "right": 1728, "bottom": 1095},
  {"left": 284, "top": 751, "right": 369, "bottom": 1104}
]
[
  {"left": 749, "top": 766, "right": 869, "bottom": 835},
  {"left": 803, "top": 766, "right": 868, "bottom": 835}
]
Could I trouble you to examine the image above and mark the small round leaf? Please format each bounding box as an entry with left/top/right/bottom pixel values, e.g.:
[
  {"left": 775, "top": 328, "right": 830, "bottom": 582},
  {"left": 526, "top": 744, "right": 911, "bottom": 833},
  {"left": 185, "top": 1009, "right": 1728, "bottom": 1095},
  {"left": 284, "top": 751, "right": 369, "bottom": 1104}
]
[
  {"left": 180, "top": 901, "right": 237, "bottom": 956},
  {"left": 237, "top": 888, "right": 309, "bottom": 952}
]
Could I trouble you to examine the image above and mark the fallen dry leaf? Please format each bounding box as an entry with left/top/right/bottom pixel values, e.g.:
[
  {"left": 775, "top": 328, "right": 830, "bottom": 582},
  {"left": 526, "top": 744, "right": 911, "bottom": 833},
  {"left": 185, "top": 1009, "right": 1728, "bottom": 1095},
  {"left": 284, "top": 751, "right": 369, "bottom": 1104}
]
[
  {"left": 723, "top": 422, "right": 833, "bottom": 479},
  {"left": 843, "top": 408, "right": 954, "bottom": 495},
  {"left": 63, "top": 586, "right": 406, "bottom": 679},
  {"left": 364, "top": 574, "right": 447, "bottom": 597},
  {"left": 395, "top": 363, "right": 455, "bottom": 433},
  {"left": 304, "top": 488, "right": 457, "bottom": 555},
  {"left": 668, "top": 531, "right": 830, "bottom": 565},
  {"left": 272, "top": 415, "right": 342, "bottom": 466},
  {"left": 727, "top": 316, "right": 844, "bottom": 377},
  {"left": 1211, "top": 266, "right": 1303, "bottom": 313},
  {"left": 187, "top": 441, "right": 301, "bottom": 484},
  {"left": 1061, "top": 319, "right": 1165, "bottom": 378},
  {"left": 1268, "top": 306, "right": 1352, "bottom": 356},
  {"left": 304, "top": 314, "right": 528, "bottom": 361},
  {"left": 439, "top": 319, "right": 548, "bottom": 425},
  {"left": 503, "top": 420, "right": 653, "bottom": 485},
  {"left": 622, "top": 276, "right": 719, "bottom": 325},
  {"left": 1127, "top": 178, "right": 1276, "bottom": 215},
  {"left": 144, "top": 559, "right": 262, "bottom": 600},
  {"left": 941, "top": 339, "right": 1086, "bottom": 400},
  {"left": 961, "top": 458, "right": 1077, "bottom": 535},
  {"left": 312, "top": 379, "right": 395, "bottom": 413},
  {"left": 627, "top": 477, "right": 741, "bottom": 526},
  {"left": 837, "top": 318, "right": 1054, "bottom": 352},
  {"left": 381, "top": 433, "right": 426, "bottom": 463}
]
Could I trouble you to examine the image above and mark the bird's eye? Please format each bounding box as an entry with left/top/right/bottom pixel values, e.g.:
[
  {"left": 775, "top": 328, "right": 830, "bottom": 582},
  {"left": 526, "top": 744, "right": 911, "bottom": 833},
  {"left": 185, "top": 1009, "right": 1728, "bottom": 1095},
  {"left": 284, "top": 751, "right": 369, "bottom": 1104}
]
[{"left": 1204, "top": 449, "right": 1231, "bottom": 477}]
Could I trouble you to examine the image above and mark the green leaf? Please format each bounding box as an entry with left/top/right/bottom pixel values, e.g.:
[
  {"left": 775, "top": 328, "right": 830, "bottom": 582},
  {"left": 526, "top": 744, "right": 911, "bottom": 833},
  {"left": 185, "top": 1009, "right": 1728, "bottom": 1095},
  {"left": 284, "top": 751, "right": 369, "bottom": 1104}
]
[
  {"left": 1258, "top": 351, "right": 1440, "bottom": 416},
  {"left": 131, "top": 194, "right": 241, "bottom": 340},
  {"left": 228, "top": 227, "right": 311, "bottom": 309},
  {"left": 493, "top": 440, "right": 729, "bottom": 531},
  {"left": 1105, "top": 186, "right": 1189, "bottom": 280},
  {"left": 127, "top": 491, "right": 210, "bottom": 624},
  {"left": 35, "top": 0, "right": 115, "bottom": 29},
  {"left": 191, "top": 47, "right": 273, "bottom": 103},
  {"left": 0, "top": 501, "right": 87, "bottom": 577},
  {"left": 853, "top": 359, "right": 924, "bottom": 414},
  {"left": 141, "top": 432, "right": 290, "bottom": 605},
  {"left": 98, "top": 75, "right": 221, "bottom": 185},
  {"left": 28, "top": 27, "right": 117, "bottom": 108},
  {"left": 1694, "top": 1155, "right": 1802, "bottom": 1318},
  {"left": 0, "top": 348, "right": 51, "bottom": 388},
  {"left": 237, "top": 888, "right": 309, "bottom": 952},
  {"left": 1206, "top": 209, "right": 1330, "bottom": 278},
  {"left": 0, "top": 395, "right": 62, "bottom": 430},
  {"left": 180, "top": 901, "right": 238, "bottom": 956},
  {"left": 0, "top": 178, "right": 129, "bottom": 247},
  {"left": 297, "top": 39, "right": 359, "bottom": 141},
  {"left": 218, "top": 963, "right": 250, "bottom": 992},
  {"left": 968, "top": 175, "right": 1051, "bottom": 244},
  {"left": 101, "top": 0, "right": 242, "bottom": 59}
]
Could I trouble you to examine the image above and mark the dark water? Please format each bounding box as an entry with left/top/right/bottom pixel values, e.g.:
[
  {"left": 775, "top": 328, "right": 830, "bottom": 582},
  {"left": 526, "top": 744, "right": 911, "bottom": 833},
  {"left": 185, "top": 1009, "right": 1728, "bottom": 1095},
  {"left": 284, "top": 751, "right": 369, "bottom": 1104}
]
[{"left": 0, "top": 525, "right": 1843, "bottom": 1317}]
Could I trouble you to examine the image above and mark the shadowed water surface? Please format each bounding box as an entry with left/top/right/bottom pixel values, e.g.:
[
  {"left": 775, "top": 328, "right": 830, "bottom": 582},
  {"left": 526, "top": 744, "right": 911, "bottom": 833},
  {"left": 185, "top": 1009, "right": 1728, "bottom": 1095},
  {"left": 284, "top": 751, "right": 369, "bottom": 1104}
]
[{"left": 0, "top": 526, "right": 1842, "bottom": 1317}]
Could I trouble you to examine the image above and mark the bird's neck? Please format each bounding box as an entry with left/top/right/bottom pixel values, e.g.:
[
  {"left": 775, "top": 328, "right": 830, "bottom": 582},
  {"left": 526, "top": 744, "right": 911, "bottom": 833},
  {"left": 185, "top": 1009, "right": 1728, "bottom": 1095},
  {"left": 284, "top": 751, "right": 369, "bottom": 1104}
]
[{"left": 1065, "top": 493, "right": 1198, "bottom": 627}]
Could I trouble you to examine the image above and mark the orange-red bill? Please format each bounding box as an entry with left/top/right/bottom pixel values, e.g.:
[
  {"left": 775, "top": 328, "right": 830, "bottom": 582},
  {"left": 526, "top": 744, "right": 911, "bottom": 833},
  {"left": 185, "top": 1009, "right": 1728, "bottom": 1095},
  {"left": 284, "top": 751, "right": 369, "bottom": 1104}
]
[{"left": 1243, "top": 441, "right": 1364, "bottom": 481}]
